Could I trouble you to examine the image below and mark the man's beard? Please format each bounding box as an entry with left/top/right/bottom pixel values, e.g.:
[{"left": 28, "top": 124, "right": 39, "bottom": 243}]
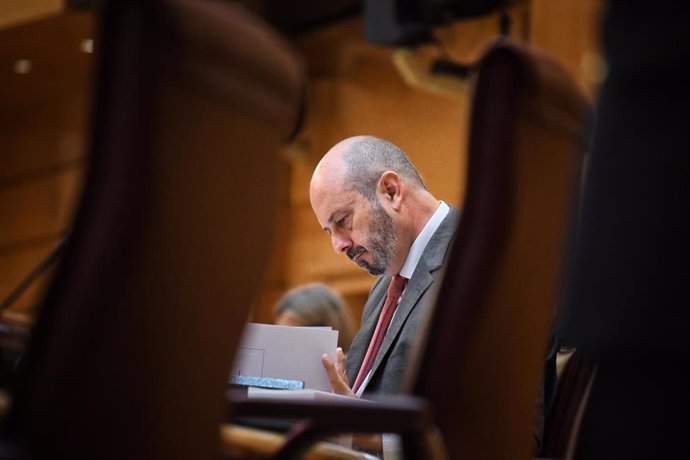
[{"left": 347, "top": 201, "right": 397, "bottom": 276}]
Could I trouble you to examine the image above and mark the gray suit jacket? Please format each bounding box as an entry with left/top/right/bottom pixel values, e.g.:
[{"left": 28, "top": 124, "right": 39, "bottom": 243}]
[{"left": 346, "top": 208, "right": 460, "bottom": 395}]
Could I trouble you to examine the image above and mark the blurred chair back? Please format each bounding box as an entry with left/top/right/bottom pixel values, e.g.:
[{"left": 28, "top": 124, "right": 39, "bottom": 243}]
[
  {"left": 555, "top": 3, "right": 689, "bottom": 458},
  {"left": 542, "top": 347, "right": 598, "bottom": 458},
  {"left": 408, "top": 38, "right": 592, "bottom": 459},
  {"left": 3, "top": 1, "right": 302, "bottom": 458}
]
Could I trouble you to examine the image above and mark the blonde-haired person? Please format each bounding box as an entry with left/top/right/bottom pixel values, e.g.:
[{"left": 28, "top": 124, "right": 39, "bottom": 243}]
[{"left": 273, "top": 283, "right": 355, "bottom": 353}]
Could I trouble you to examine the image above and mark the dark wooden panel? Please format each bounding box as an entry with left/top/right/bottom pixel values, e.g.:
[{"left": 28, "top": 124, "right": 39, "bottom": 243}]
[
  {"left": 0, "top": 11, "right": 94, "bottom": 111},
  {"left": 0, "top": 239, "right": 57, "bottom": 316},
  {"left": 0, "top": 93, "right": 89, "bottom": 183},
  {"left": 0, "top": 166, "right": 83, "bottom": 249},
  {"left": 0, "top": 11, "right": 92, "bottom": 321},
  {"left": 0, "top": 0, "right": 61, "bottom": 29},
  {"left": 0, "top": 11, "right": 94, "bottom": 181}
]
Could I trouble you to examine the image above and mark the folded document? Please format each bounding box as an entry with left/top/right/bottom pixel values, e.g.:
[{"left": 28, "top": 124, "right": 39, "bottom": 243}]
[{"left": 231, "top": 323, "right": 338, "bottom": 391}]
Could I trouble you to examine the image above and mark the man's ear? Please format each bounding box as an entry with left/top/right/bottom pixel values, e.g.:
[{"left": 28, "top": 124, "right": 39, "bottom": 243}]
[{"left": 377, "top": 171, "right": 403, "bottom": 211}]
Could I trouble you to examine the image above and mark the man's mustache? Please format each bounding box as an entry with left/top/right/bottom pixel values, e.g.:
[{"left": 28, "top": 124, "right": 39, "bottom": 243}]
[{"left": 347, "top": 246, "right": 366, "bottom": 261}]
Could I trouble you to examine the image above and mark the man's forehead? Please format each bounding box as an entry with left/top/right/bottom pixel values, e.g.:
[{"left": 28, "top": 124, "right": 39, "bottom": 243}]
[
  {"left": 310, "top": 161, "right": 346, "bottom": 204},
  {"left": 310, "top": 148, "right": 355, "bottom": 223},
  {"left": 315, "top": 187, "right": 352, "bottom": 214}
]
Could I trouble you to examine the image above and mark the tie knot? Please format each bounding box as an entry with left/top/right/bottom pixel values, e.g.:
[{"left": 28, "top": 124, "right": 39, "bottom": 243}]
[{"left": 387, "top": 275, "right": 408, "bottom": 299}]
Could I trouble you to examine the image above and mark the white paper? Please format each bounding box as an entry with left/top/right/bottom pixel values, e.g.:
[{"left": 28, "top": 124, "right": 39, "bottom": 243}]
[
  {"left": 247, "top": 387, "right": 360, "bottom": 402},
  {"left": 231, "top": 323, "right": 338, "bottom": 391}
]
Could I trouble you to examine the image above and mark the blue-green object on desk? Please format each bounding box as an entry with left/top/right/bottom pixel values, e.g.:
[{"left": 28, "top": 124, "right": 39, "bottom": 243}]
[{"left": 230, "top": 374, "right": 304, "bottom": 390}]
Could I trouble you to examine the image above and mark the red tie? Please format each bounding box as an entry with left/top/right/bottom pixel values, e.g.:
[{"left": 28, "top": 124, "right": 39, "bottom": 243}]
[{"left": 352, "top": 274, "right": 408, "bottom": 394}]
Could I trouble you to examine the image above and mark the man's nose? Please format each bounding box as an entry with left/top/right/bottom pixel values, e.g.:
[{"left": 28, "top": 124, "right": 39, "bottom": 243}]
[{"left": 331, "top": 233, "right": 351, "bottom": 254}]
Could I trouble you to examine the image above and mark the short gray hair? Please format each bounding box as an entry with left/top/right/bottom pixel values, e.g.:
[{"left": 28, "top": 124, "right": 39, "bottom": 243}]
[{"left": 342, "top": 136, "right": 426, "bottom": 201}]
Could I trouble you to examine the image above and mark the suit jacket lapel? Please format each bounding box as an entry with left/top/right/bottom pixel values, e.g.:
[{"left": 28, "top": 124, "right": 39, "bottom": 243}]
[{"left": 367, "top": 208, "right": 460, "bottom": 381}]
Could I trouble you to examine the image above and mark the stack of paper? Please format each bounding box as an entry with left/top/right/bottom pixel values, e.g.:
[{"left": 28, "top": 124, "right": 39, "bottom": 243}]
[{"left": 231, "top": 323, "right": 338, "bottom": 391}]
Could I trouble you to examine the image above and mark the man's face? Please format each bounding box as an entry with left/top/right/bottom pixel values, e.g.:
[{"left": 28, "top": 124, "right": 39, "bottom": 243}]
[{"left": 311, "top": 186, "right": 398, "bottom": 276}]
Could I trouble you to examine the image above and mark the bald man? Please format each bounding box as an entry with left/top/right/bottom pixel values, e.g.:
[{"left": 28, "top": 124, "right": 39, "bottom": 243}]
[{"left": 310, "top": 135, "right": 460, "bottom": 398}]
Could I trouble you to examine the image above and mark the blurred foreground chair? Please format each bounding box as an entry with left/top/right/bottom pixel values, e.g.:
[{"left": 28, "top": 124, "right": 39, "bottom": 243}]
[
  {"left": 553, "top": 2, "right": 690, "bottom": 458},
  {"left": 0, "top": 1, "right": 303, "bottom": 458},
  {"left": 227, "top": 37, "right": 591, "bottom": 460},
  {"left": 541, "top": 347, "right": 598, "bottom": 459}
]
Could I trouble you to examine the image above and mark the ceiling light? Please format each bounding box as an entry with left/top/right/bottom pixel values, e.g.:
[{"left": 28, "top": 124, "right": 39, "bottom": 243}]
[
  {"left": 81, "top": 39, "right": 93, "bottom": 53},
  {"left": 13, "top": 59, "right": 32, "bottom": 74}
]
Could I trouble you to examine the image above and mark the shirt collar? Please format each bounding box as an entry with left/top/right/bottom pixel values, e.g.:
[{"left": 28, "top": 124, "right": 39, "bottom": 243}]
[{"left": 398, "top": 201, "right": 450, "bottom": 279}]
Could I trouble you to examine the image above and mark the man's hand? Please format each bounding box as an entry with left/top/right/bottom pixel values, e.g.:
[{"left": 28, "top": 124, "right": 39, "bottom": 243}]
[
  {"left": 321, "top": 347, "right": 355, "bottom": 397},
  {"left": 321, "top": 349, "right": 383, "bottom": 455}
]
